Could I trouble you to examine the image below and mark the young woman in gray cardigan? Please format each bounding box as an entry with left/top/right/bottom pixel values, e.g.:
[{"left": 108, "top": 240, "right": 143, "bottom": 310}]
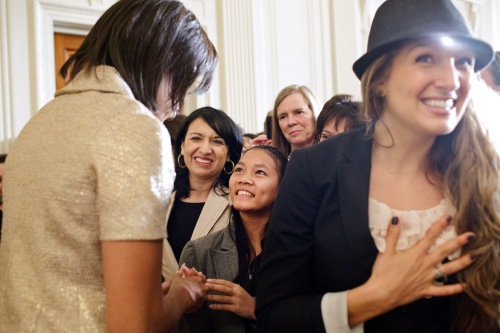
[{"left": 176, "top": 146, "right": 288, "bottom": 333}]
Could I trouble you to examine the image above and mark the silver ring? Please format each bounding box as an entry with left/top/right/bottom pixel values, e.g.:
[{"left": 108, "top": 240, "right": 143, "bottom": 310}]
[{"left": 432, "top": 268, "right": 448, "bottom": 286}]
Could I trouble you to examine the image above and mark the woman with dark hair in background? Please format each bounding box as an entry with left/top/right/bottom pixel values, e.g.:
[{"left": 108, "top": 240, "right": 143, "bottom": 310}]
[
  {"left": 176, "top": 146, "right": 288, "bottom": 333},
  {"left": 162, "top": 107, "right": 243, "bottom": 280},
  {"left": 0, "top": 1, "right": 218, "bottom": 332},
  {"left": 316, "top": 94, "right": 366, "bottom": 142},
  {"left": 257, "top": 0, "right": 500, "bottom": 332}
]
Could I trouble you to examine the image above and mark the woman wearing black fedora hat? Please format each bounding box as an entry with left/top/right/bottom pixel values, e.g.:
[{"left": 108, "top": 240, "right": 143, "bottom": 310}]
[{"left": 256, "top": 0, "right": 499, "bottom": 333}]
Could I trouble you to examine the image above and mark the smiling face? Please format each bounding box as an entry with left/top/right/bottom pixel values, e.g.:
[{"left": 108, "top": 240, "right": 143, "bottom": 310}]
[
  {"left": 277, "top": 92, "right": 316, "bottom": 150},
  {"left": 229, "top": 149, "right": 280, "bottom": 215},
  {"left": 181, "top": 117, "right": 230, "bottom": 184},
  {"left": 377, "top": 39, "right": 475, "bottom": 137}
]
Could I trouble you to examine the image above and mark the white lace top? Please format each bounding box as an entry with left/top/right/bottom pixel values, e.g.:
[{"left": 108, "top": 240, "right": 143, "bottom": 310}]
[
  {"left": 321, "top": 198, "right": 462, "bottom": 333},
  {"left": 368, "top": 197, "right": 460, "bottom": 260}
]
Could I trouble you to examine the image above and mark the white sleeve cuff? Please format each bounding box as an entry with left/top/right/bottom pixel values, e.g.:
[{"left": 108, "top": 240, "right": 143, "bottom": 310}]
[{"left": 321, "top": 291, "right": 364, "bottom": 333}]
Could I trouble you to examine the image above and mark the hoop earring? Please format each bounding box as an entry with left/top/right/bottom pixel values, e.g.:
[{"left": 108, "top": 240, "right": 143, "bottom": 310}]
[
  {"left": 177, "top": 154, "right": 186, "bottom": 168},
  {"left": 224, "top": 160, "right": 235, "bottom": 174}
]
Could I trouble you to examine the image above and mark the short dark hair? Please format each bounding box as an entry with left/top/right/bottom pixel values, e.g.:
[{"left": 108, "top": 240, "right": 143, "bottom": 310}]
[
  {"left": 60, "top": 0, "right": 218, "bottom": 114},
  {"left": 316, "top": 94, "right": 366, "bottom": 141},
  {"left": 242, "top": 133, "right": 257, "bottom": 140},
  {"left": 0, "top": 154, "right": 7, "bottom": 164},
  {"left": 174, "top": 107, "right": 243, "bottom": 199}
]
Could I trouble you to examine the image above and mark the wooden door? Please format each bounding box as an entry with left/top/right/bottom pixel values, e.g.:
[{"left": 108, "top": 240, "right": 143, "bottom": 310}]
[{"left": 54, "top": 33, "right": 86, "bottom": 91}]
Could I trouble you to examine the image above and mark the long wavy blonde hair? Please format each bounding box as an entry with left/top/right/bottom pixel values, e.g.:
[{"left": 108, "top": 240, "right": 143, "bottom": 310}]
[{"left": 361, "top": 48, "right": 500, "bottom": 333}]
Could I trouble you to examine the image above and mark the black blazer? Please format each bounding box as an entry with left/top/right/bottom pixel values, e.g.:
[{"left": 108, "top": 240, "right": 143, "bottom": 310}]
[{"left": 255, "top": 126, "right": 451, "bottom": 333}]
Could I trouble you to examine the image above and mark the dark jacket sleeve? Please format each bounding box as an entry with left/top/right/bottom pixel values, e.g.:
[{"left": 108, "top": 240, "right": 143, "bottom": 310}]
[
  {"left": 256, "top": 148, "right": 326, "bottom": 333},
  {"left": 176, "top": 242, "right": 212, "bottom": 333}
]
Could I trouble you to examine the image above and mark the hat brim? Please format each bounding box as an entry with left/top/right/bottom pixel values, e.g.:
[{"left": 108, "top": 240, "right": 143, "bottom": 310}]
[{"left": 353, "top": 33, "right": 494, "bottom": 80}]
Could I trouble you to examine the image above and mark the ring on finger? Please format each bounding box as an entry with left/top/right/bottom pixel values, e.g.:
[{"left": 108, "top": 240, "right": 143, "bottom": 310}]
[{"left": 432, "top": 268, "right": 448, "bottom": 286}]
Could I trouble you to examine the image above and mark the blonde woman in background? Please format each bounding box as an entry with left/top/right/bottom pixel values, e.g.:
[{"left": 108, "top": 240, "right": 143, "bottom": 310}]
[
  {"left": 272, "top": 85, "right": 321, "bottom": 157},
  {"left": 251, "top": 85, "right": 321, "bottom": 157}
]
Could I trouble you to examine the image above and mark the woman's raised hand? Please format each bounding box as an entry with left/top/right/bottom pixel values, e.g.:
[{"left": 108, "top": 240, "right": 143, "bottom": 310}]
[
  {"left": 347, "top": 215, "right": 476, "bottom": 327},
  {"left": 206, "top": 279, "right": 257, "bottom": 320},
  {"left": 250, "top": 134, "right": 272, "bottom": 147}
]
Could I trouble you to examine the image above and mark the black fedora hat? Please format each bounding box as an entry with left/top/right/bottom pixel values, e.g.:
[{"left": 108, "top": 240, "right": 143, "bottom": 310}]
[{"left": 353, "top": 0, "right": 494, "bottom": 80}]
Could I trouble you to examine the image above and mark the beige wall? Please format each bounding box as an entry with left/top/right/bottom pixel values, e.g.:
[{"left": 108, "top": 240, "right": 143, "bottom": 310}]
[{"left": 0, "top": 0, "right": 499, "bottom": 152}]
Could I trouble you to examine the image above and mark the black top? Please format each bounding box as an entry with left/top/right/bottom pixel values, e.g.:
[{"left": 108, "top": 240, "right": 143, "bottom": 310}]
[
  {"left": 238, "top": 238, "right": 264, "bottom": 333},
  {"left": 238, "top": 238, "right": 265, "bottom": 298},
  {"left": 167, "top": 198, "right": 205, "bottom": 262},
  {"left": 0, "top": 209, "right": 3, "bottom": 242},
  {"left": 256, "top": 126, "right": 453, "bottom": 333}
]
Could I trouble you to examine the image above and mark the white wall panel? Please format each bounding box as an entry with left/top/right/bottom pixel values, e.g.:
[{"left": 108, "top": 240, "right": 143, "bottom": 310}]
[
  {"left": 182, "top": 0, "right": 220, "bottom": 114},
  {"left": 1, "top": 0, "right": 500, "bottom": 145},
  {"left": 477, "top": 0, "right": 500, "bottom": 50},
  {"left": 216, "top": 0, "right": 258, "bottom": 133},
  {"left": 330, "top": 0, "right": 363, "bottom": 98},
  {"left": 228, "top": 0, "right": 336, "bottom": 132},
  {"left": 0, "top": 0, "right": 32, "bottom": 153}
]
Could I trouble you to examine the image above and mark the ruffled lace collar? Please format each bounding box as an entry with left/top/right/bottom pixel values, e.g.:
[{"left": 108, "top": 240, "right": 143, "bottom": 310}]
[{"left": 368, "top": 197, "right": 460, "bottom": 260}]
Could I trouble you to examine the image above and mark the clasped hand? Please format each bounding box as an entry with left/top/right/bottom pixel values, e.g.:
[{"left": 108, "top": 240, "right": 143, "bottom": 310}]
[
  {"left": 161, "top": 264, "right": 208, "bottom": 314},
  {"left": 163, "top": 267, "right": 256, "bottom": 320},
  {"left": 206, "top": 279, "right": 256, "bottom": 320}
]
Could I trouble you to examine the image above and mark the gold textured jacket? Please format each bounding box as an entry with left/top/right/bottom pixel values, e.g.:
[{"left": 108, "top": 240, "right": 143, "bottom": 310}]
[{"left": 0, "top": 66, "right": 174, "bottom": 333}]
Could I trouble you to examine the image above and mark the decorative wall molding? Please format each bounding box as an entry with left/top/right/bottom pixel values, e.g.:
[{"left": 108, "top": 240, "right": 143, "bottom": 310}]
[
  {"left": 217, "top": 0, "right": 258, "bottom": 133},
  {"left": 182, "top": 0, "right": 220, "bottom": 114},
  {"left": 1, "top": 0, "right": 498, "bottom": 147},
  {"left": 330, "top": 0, "right": 363, "bottom": 97},
  {"left": 360, "top": 0, "right": 386, "bottom": 49},
  {"left": 88, "top": 0, "right": 104, "bottom": 6},
  {"left": 453, "top": 0, "right": 487, "bottom": 35},
  {"left": 318, "top": 0, "right": 334, "bottom": 102},
  {"left": 33, "top": 1, "right": 104, "bottom": 111},
  {"left": 0, "top": 0, "right": 13, "bottom": 152},
  {"left": 306, "top": 0, "right": 334, "bottom": 105},
  {"left": 267, "top": 0, "right": 279, "bottom": 99}
]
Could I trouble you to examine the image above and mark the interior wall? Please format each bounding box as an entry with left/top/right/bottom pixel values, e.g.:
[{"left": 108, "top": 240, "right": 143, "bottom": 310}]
[{"left": 0, "top": 0, "right": 499, "bottom": 152}]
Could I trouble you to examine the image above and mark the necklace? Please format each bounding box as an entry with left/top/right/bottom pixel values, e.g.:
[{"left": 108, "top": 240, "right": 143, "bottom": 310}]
[{"left": 372, "top": 148, "right": 420, "bottom": 175}]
